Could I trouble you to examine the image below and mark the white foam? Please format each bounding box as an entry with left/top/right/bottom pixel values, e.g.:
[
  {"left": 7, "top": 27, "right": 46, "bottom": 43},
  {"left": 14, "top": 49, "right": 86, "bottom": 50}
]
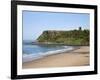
[
  {"left": 40, "top": 47, "right": 73, "bottom": 56},
  {"left": 22, "top": 54, "right": 43, "bottom": 63},
  {"left": 23, "top": 46, "right": 74, "bottom": 63}
]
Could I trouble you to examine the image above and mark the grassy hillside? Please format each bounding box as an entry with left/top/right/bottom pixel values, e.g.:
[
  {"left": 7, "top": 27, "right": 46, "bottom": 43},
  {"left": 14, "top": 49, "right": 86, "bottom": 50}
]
[{"left": 37, "top": 29, "right": 89, "bottom": 45}]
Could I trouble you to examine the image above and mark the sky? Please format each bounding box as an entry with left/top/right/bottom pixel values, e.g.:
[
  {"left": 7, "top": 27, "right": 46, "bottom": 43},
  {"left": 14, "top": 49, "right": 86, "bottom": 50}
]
[{"left": 23, "top": 11, "right": 90, "bottom": 40}]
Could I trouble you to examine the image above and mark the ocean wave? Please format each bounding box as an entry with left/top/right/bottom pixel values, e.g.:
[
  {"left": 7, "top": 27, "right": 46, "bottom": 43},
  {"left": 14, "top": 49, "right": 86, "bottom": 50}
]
[
  {"left": 23, "top": 46, "right": 74, "bottom": 63},
  {"left": 22, "top": 53, "right": 43, "bottom": 63},
  {"left": 39, "top": 47, "right": 73, "bottom": 56}
]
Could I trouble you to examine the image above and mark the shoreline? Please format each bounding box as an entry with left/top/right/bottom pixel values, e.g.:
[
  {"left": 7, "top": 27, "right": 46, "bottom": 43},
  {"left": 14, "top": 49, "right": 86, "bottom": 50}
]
[
  {"left": 23, "top": 45, "right": 76, "bottom": 63},
  {"left": 22, "top": 46, "right": 90, "bottom": 69}
]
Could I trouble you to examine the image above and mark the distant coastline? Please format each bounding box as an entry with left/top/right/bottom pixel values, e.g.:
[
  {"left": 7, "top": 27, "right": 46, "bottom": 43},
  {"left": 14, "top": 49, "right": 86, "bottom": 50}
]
[{"left": 23, "top": 40, "right": 89, "bottom": 46}]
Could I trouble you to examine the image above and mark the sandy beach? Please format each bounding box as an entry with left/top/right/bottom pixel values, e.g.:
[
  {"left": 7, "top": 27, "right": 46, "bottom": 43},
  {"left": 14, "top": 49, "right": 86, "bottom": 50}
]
[{"left": 22, "top": 46, "right": 89, "bottom": 69}]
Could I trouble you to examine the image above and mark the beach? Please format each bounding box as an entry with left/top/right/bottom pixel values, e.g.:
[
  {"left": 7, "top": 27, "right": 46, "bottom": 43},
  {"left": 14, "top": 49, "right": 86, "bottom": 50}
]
[{"left": 22, "top": 46, "right": 89, "bottom": 69}]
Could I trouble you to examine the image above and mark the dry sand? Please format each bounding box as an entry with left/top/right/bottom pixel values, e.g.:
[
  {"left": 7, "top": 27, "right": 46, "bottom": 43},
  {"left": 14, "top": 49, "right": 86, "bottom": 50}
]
[{"left": 22, "top": 46, "right": 89, "bottom": 69}]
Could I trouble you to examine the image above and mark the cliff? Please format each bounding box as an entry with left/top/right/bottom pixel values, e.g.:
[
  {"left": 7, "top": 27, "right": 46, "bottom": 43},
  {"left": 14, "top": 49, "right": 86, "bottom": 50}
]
[{"left": 37, "top": 30, "right": 89, "bottom": 45}]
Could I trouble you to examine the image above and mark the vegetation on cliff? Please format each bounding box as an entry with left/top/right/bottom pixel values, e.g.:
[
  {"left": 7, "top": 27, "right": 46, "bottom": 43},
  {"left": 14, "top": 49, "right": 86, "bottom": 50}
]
[{"left": 37, "top": 27, "right": 89, "bottom": 45}]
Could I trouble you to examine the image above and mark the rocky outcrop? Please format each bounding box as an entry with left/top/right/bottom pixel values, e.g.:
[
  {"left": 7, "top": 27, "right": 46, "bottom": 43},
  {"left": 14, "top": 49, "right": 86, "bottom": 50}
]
[{"left": 37, "top": 30, "right": 89, "bottom": 45}]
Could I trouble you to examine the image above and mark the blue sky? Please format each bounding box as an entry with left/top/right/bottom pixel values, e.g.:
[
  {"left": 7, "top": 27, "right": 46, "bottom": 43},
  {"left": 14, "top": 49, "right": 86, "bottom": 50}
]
[{"left": 23, "top": 11, "right": 90, "bottom": 40}]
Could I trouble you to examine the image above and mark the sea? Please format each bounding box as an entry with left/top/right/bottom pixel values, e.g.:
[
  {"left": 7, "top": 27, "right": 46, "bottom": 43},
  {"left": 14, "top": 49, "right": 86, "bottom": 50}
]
[{"left": 22, "top": 40, "right": 74, "bottom": 63}]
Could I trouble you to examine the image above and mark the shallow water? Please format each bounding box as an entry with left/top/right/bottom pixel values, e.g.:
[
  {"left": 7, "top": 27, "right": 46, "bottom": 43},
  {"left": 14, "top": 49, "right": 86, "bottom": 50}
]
[{"left": 22, "top": 41, "right": 74, "bottom": 63}]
